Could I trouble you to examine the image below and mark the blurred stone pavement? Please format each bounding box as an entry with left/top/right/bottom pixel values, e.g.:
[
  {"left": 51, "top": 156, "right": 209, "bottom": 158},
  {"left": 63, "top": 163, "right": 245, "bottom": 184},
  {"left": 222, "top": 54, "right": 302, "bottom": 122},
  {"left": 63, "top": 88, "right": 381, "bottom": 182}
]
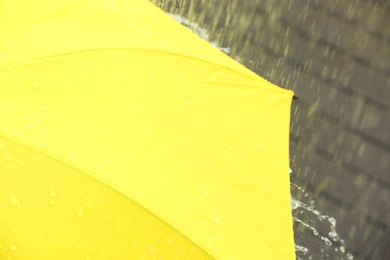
[{"left": 153, "top": 0, "right": 390, "bottom": 259}]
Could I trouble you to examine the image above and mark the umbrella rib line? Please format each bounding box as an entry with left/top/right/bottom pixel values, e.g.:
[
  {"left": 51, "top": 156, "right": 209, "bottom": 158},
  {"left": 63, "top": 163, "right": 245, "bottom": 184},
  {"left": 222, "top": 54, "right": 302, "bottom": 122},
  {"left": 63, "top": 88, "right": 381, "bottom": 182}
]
[
  {"left": 0, "top": 47, "right": 262, "bottom": 82},
  {"left": 0, "top": 131, "right": 215, "bottom": 259}
]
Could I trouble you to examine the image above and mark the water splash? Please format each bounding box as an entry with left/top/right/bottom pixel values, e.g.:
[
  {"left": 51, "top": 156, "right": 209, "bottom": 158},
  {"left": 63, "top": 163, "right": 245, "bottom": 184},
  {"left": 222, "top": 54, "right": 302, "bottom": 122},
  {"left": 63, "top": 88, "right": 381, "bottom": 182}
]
[
  {"left": 291, "top": 182, "right": 354, "bottom": 259},
  {"left": 168, "top": 13, "right": 231, "bottom": 54},
  {"left": 295, "top": 244, "right": 309, "bottom": 257}
]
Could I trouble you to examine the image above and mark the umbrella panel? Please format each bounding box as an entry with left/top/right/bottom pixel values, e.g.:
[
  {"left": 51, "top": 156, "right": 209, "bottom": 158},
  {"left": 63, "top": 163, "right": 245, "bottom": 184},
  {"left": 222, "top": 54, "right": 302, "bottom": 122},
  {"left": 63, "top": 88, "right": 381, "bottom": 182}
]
[{"left": 0, "top": 135, "right": 210, "bottom": 259}]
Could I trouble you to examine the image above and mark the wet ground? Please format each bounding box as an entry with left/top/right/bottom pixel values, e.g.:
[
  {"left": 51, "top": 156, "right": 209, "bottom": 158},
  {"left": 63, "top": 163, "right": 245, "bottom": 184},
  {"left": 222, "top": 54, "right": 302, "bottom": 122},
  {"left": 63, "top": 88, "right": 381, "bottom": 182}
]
[{"left": 153, "top": 0, "right": 390, "bottom": 259}]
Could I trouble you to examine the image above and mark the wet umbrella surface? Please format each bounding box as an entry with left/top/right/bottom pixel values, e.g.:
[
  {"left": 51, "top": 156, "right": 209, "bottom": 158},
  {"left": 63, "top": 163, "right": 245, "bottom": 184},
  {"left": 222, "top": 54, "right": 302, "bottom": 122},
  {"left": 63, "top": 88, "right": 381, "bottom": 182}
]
[
  {"left": 1, "top": 0, "right": 296, "bottom": 259},
  {"left": 152, "top": 0, "right": 390, "bottom": 259}
]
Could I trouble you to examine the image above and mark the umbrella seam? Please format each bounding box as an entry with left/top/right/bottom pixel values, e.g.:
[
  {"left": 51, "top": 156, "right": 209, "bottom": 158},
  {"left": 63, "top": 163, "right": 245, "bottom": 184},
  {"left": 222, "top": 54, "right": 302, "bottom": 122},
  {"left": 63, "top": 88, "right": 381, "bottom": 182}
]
[
  {"left": 0, "top": 47, "right": 287, "bottom": 92},
  {"left": 0, "top": 131, "right": 216, "bottom": 259}
]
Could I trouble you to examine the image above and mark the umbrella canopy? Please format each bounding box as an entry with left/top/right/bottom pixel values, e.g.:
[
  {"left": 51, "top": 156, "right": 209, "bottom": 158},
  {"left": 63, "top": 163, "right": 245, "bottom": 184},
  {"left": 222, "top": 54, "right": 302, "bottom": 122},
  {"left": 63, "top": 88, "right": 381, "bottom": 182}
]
[{"left": 0, "top": 0, "right": 295, "bottom": 258}]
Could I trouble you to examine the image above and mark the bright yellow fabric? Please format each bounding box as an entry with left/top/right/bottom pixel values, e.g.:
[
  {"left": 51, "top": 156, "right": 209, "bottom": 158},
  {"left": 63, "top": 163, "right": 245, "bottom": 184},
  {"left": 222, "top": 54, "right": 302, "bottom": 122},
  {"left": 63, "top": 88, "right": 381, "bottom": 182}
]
[
  {"left": 0, "top": 137, "right": 210, "bottom": 259},
  {"left": 0, "top": 0, "right": 295, "bottom": 259}
]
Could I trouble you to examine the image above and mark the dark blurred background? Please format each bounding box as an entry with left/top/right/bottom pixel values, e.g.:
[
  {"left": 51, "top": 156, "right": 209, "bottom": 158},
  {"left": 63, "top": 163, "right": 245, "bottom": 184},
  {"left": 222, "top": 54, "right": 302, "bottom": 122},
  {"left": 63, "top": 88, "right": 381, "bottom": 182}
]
[{"left": 153, "top": 0, "right": 390, "bottom": 259}]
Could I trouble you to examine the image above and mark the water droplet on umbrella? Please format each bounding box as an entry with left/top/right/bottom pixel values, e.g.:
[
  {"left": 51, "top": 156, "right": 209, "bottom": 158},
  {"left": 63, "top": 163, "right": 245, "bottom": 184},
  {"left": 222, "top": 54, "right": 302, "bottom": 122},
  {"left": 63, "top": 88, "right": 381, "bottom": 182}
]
[
  {"left": 222, "top": 117, "right": 230, "bottom": 123},
  {"left": 9, "top": 194, "right": 20, "bottom": 207},
  {"left": 17, "top": 161, "right": 26, "bottom": 167},
  {"left": 324, "top": 238, "right": 332, "bottom": 246},
  {"left": 2, "top": 153, "right": 11, "bottom": 160},
  {"left": 33, "top": 81, "right": 41, "bottom": 88},
  {"left": 185, "top": 98, "right": 194, "bottom": 107},
  {"left": 39, "top": 105, "right": 49, "bottom": 112},
  {"left": 76, "top": 206, "right": 85, "bottom": 218},
  {"left": 13, "top": 85, "right": 21, "bottom": 92},
  {"left": 212, "top": 216, "right": 221, "bottom": 222},
  {"left": 9, "top": 244, "right": 18, "bottom": 252},
  {"left": 65, "top": 120, "right": 75, "bottom": 127},
  {"left": 49, "top": 187, "right": 57, "bottom": 205},
  {"left": 50, "top": 187, "right": 56, "bottom": 197}
]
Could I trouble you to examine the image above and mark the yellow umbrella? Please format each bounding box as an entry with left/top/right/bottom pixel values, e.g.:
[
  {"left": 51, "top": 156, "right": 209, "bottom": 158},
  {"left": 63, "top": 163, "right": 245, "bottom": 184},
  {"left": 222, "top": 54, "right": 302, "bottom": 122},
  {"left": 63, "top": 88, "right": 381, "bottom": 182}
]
[{"left": 0, "top": 0, "right": 295, "bottom": 258}]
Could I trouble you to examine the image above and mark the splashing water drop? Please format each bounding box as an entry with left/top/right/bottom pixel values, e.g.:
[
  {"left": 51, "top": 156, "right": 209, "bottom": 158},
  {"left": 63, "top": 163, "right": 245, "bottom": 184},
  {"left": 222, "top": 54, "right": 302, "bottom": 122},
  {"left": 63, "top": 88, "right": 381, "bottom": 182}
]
[
  {"left": 291, "top": 183, "right": 353, "bottom": 259},
  {"left": 295, "top": 244, "right": 309, "bottom": 255}
]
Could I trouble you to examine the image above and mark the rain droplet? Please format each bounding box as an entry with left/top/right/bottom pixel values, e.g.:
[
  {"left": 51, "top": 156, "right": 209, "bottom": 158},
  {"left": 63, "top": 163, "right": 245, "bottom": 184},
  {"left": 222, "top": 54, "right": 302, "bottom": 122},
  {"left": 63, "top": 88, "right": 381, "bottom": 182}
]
[
  {"left": 2, "top": 153, "right": 11, "bottom": 161},
  {"left": 33, "top": 81, "right": 41, "bottom": 88},
  {"left": 212, "top": 216, "right": 221, "bottom": 223},
  {"left": 50, "top": 187, "right": 56, "bottom": 197},
  {"left": 185, "top": 98, "right": 194, "bottom": 107},
  {"left": 291, "top": 199, "right": 300, "bottom": 210},
  {"left": 76, "top": 206, "right": 85, "bottom": 218},
  {"left": 17, "top": 161, "right": 26, "bottom": 167},
  {"left": 222, "top": 117, "right": 230, "bottom": 123},
  {"left": 65, "top": 120, "right": 75, "bottom": 127},
  {"left": 295, "top": 244, "right": 309, "bottom": 255},
  {"left": 39, "top": 105, "right": 49, "bottom": 112},
  {"left": 49, "top": 187, "right": 57, "bottom": 205},
  {"left": 9, "top": 244, "right": 17, "bottom": 252},
  {"left": 328, "top": 217, "right": 336, "bottom": 226},
  {"left": 324, "top": 238, "right": 332, "bottom": 246},
  {"left": 9, "top": 194, "right": 20, "bottom": 207},
  {"left": 13, "top": 85, "right": 21, "bottom": 92}
]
